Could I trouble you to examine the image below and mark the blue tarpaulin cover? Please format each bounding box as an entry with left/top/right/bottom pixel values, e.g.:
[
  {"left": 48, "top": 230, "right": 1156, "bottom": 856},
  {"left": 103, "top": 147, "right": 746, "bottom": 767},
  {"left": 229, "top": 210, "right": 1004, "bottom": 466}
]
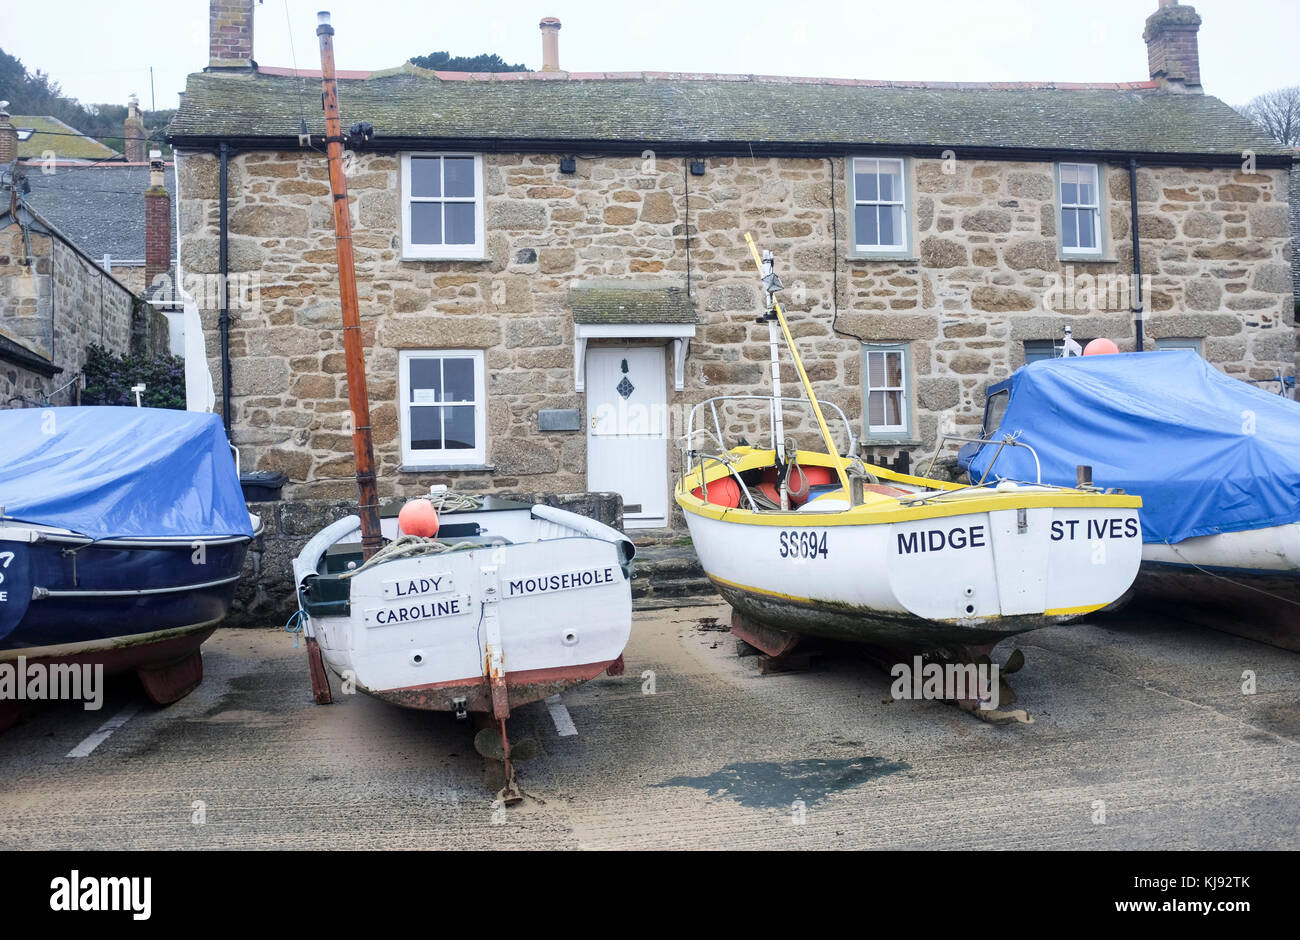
[
  {"left": 960, "top": 351, "right": 1300, "bottom": 544},
  {"left": 0, "top": 407, "right": 252, "bottom": 540}
]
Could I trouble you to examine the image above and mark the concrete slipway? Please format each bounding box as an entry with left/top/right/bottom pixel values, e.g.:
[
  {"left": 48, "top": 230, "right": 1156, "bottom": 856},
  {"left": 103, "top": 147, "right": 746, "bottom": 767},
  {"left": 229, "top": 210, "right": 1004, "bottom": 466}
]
[{"left": 0, "top": 602, "right": 1295, "bottom": 850}]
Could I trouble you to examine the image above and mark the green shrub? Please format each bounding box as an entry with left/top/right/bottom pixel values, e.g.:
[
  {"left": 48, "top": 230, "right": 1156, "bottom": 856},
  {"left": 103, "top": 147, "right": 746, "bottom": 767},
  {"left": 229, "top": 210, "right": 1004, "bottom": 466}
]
[{"left": 80, "top": 344, "right": 185, "bottom": 409}]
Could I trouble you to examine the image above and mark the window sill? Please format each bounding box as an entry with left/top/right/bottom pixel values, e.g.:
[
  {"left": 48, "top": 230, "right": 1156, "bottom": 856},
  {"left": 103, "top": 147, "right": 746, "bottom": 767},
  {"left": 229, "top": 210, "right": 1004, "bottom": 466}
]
[
  {"left": 400, "top": 254, "right": 489, "bottom": 263},
  {"left": 1058, "top": 253, "right": 1118, "bottom": 264},
  {"left": 847, "top": 252, "right": 918, "bottom": 263},
  {"left": 399, "top": 463, "right": 496, "bottom": 473},
  {"left": 861, "top": 438, "right": 922, "bottom": 447}
]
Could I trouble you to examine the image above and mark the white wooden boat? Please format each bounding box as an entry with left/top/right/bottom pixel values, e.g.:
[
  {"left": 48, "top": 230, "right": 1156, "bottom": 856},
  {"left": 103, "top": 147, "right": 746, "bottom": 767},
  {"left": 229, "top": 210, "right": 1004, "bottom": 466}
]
[
  {"left": 290, "top": 20, "right": 634, "bottom": 800},
  {"left": 676, "top": 237, "right": 1143, "bottom": 661},
  {"left": 1134, "top": 527, "right": 1300, "bottom": 652},
  {"left": 292, "top": 497, "right": 633, "bottom": 714}
]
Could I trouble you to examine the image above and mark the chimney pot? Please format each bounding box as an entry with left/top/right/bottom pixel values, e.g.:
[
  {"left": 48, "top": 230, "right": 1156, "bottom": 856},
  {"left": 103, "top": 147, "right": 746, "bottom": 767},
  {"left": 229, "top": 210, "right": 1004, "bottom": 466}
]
[
  {"left": 1144, "top": 0, "right": 1203, "bottom": 92},
  {"left": 539, "top": 17, "right": 562, "bottom": 72}
]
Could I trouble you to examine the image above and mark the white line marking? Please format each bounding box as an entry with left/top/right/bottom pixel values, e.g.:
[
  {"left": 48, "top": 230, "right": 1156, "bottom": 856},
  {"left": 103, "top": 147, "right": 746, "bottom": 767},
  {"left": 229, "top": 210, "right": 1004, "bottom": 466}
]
[
  {"left": 67, "top": 704, "right": 142, "bottom": 758},
  {"left": 545, "top": 695, "right": 578, "bottom": 737}
]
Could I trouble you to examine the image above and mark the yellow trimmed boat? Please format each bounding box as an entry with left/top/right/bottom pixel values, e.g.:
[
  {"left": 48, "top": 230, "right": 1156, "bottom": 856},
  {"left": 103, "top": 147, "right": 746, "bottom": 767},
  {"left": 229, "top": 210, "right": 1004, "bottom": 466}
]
[{"left": 674, "top": 236, "right": 1142, "bottom": 658}]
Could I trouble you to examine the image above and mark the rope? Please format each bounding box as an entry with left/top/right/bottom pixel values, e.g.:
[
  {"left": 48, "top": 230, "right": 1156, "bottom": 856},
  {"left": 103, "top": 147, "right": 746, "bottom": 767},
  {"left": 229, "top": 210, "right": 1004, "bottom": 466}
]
[
  {"left": 285, "top": 609, "right": 308, "bottom": 648},
  {"left": 429, "top": 491, "right": 482, "bottom": 513},
  {"left": 339, "top": 534, "right": 480, "bottom": 579}
]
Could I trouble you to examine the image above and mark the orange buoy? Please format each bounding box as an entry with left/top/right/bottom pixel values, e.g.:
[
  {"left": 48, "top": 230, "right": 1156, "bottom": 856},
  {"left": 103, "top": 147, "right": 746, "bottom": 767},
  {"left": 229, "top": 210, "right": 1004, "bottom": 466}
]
[
  {"left": 800, "top": 465, "right": 836, "bottom": 487},
  {"left": 691, "top": 476, "right": 741, "bottom": 508},
  {"left": 757, "top": 481, "right": 782, "bottom": 506},
  {"left": 398, "top": 498, "right": 440, "bottom": 537},
  {"left": 1083, "top": 338, "right": 1119, "bottom": 356}
]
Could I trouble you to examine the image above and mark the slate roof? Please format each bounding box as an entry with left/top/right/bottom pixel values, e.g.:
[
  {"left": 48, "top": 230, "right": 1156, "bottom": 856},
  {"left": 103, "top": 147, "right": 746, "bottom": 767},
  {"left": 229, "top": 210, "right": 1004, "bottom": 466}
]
[
  {"left": 167, "top": 66, "right": 1291, "bottom": 161},
  {"left": 20, "top": 164, "right": 176, "bottom": 265},
  {"left": 570, "top": 286, "right": 696, "bottom": 325},
  {"left": 12, "top": 115, "right": 118, "bottom": 160}
]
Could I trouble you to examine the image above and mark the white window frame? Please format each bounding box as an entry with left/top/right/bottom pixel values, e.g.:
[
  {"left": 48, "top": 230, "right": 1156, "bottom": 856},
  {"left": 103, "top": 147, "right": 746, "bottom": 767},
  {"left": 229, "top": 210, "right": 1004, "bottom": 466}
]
[
  {"left": 1057, "top": 162, "right": 1103, "bottom": 258},
  {"left": 398, "top": 349, "right": 487, "bottom": 467},
  {"left": 850, "top": 156, "right": 910, "bottom": 255},
  {"left": 1155, "top": 337, "right": 1203, "bottom": 356},
  {"left": 400, "top": 152, "right": 486, "bottom": 260},
  {"left": 862, "top": 343, "right": 911, "bottom": 439}
]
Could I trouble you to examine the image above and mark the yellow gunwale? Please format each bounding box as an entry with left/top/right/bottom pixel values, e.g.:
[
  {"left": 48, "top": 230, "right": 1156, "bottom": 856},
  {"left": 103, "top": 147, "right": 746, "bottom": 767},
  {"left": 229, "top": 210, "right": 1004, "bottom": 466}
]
[{"left": 676, "top": 447, "right": 1141, "bottom": 527}]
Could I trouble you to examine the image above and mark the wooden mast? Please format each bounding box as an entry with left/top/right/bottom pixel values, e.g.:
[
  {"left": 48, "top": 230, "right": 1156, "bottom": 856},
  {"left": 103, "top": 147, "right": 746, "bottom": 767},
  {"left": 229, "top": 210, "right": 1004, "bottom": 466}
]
[{"left": 317, "top": 11, "right": 382, "bottom": 559}]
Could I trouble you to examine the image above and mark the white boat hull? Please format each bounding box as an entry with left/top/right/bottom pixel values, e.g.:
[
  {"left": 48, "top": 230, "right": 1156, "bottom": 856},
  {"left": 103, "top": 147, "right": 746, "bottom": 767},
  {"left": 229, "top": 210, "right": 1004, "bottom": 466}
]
[
  {"left": 294, "top": 505, "right": 634, "bottom": 712},
  {"left": 685, "top": 504, "right": 1144, "bottom": 649},
  {"left": 1131, "top": 523, "right": 1300, "bottom": 652}
]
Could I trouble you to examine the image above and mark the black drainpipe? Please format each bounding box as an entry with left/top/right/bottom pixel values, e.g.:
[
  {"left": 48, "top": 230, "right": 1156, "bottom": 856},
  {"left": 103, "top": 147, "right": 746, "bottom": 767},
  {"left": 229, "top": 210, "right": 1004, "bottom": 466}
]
[
  {"left": 219, "top": 142, "right": 233, "bottom": 429},
  {"left": 1129, "top": 158, "right": 1144, "bottom": 352}
]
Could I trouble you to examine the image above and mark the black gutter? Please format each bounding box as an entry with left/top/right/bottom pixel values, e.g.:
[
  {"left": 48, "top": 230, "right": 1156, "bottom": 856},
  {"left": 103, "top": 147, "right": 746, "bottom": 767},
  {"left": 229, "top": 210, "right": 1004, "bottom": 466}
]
[
  {"left": 1129, "top": 158, "right": 1144, "bottom": 352},
  {"left": 166, "top": 135, "right": 1296, "bottom": 168},
  {"left": 218, "top": 142, "right": 232, "bottom": 432}
]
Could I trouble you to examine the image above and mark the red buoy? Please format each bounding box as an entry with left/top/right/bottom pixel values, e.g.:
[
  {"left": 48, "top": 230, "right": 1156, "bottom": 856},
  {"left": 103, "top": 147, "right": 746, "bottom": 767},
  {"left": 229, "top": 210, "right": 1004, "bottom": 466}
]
[
  {"left": 398, "top": 498, "right": 440, "bottom": 537},
  {"left": 1083, "top": 338, "right": 1119, "bottom": 356},
  {"left": 692, "top": 476, "right": 741, "bottom": 508}
]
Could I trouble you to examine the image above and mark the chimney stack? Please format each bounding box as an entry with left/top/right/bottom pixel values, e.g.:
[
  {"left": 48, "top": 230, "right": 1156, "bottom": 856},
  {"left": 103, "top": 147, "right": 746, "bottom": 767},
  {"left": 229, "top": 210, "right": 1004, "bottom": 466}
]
[
  {"left": 124, "top": 95, "right": 146, "bottom": 163},
  {"left": 1144, "top": 0, "right": 1203, "bottom": 93},
  {"left": 0, "top": 102, "right": 16, "bottom": 166},
  {"left": 209, "top": 0, "right": 256, "bottom": 69},
  {"left": 145, "top": 150, "right": 171, "bottom": 293},
  {"left": 539, "top": 17, "right": 562, "bottom": 72}
]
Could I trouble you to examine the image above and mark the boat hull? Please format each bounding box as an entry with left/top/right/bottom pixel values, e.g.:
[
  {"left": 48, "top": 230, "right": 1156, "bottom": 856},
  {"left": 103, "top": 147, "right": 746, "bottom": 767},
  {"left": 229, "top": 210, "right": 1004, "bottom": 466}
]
[
  {"left": 297, "top": 505, "right": 634, "bottom": 713},
  {"left": 684, "top": 502, "right": 1143, "bottom": 651},
  {"left": 1131, "top": 524, "right": 1300, "bottom": 652},
  {"left": 0, "top": 530, "right": 250, "bottom": 721}
]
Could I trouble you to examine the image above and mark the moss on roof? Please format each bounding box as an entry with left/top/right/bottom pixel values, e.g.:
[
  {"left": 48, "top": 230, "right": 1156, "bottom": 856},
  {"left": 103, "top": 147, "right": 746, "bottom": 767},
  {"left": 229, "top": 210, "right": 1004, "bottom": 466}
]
[
  {"left": 570, "top": 287, "right": 696, "bottom": 325},
  {"left": 166, "top": 68, "right": 1289, "bottom": 158},
  {"left": 12, "top": 115, "right": 118, "bottom": 160}
]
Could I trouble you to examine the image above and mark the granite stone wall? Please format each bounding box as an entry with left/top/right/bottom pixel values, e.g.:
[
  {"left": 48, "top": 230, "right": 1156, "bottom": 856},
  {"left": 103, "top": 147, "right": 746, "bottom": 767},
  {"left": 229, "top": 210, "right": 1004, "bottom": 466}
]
[{"left": 175, "top": 149, "right": 1294, "bottom": 511}]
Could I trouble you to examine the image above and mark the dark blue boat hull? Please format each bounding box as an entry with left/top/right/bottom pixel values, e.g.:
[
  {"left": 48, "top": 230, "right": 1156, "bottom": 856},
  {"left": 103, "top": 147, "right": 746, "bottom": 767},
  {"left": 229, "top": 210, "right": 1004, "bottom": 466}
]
[{"left": 0, "top": 536, "right": 250, "bottom": 653}]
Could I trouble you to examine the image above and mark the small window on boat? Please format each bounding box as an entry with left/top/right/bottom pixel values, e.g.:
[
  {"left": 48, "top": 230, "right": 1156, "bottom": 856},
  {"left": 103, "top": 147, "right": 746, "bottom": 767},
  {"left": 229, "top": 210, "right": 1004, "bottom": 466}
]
[
  {"left": 1057, "top": 162, "right": 1103, "bottom": 257},
  {"left": 401, "top": 153, "right": 485, "bottom": 260},
  {"left": 851, "top": 157, "right": 909, "bottom": 254},
  {"left": 398, "top": 350, "right": 487, "bottom": 467},
  {"left": 984, "top": 389, "right": 1010, "bottom": 437},
  {"left": 1154, "top": 337, "right": 1202, "bottom": 356},
  {"left": 862, "top": 343, "right": 911, "bottom": 439}
]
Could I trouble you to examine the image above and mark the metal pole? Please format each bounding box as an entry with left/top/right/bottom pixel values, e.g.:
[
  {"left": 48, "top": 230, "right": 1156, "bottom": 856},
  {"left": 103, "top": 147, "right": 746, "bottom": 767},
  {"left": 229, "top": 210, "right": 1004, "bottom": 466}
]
[
  {"left": 743, "top": 233, "right": 852, "bottom": 498},
  {"left": 1129, "top": 158, "right": 1144, "bottom": 352},
  {"left": 317, "top": 11, "right": 382, "bottom": 558}
]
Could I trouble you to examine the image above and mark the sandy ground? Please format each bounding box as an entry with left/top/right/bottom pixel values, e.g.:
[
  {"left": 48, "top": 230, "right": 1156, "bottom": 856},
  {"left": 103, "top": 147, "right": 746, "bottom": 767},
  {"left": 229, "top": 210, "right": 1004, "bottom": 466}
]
[{"left": 0, "top": 602, "right": 1296, "bottom": 850}]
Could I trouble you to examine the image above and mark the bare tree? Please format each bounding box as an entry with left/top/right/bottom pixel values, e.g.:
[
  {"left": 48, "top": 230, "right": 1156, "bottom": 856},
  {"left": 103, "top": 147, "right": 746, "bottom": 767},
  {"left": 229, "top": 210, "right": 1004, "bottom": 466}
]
[{"left": 1237, "top": 86, "right": 1300, "bottom": 147}]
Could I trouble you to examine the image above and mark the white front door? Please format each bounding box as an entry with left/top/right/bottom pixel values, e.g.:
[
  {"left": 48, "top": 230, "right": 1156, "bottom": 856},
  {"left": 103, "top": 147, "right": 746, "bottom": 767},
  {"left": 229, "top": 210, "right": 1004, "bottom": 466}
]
[{"left": 586, "top": 345, "right": 669, "bottom": 528}]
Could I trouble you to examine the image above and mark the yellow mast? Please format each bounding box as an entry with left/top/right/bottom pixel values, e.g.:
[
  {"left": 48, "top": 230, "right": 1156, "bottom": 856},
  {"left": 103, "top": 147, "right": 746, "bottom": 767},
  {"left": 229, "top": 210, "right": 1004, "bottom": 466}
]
[{"left": 743, "top": 233, "right": 853, "bottom": 497}]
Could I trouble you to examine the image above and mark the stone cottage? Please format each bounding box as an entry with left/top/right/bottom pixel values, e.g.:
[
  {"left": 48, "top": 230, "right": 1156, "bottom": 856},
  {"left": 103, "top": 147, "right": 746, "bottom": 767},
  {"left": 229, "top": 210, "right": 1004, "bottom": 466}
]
[{"left": 168, "top": 0, "right": 1294, "bottom": 530}]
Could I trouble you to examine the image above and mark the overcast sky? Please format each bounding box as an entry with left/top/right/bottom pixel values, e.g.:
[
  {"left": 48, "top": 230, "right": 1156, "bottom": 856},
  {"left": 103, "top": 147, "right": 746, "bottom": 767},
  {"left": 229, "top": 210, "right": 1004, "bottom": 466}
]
[{"left": 6, "top": 0, "right": 1297, "bottom": 115}]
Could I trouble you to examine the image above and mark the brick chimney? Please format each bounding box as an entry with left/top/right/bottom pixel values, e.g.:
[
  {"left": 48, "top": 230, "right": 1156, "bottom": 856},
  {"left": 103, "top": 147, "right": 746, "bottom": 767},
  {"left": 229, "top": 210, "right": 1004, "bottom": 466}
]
[
  {"left": 0, "top": 102, "right": 16, "bottom": 165},
  {"left": 1144, "top": 0, "right": 1203, "bottom": 93},
  {"left": 124, "top": 95, "right": 146, "bottom": 163},
  {"left": 539, "top": 17, "right": 562, "bottom": 72},
  {"left": 209, "top": 0, "right": 255, "bottom": 70},
  {"left": 145, "top": 150, "right": 171, "bottom": 292}
]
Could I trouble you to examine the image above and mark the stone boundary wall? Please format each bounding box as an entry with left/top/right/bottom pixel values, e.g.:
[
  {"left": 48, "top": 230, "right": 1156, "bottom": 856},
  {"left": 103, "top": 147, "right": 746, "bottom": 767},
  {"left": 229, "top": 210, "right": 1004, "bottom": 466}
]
[
  {"left": 1, "top": 220, "right": 170, "bottom": 407},
  {"left": 229, "top": 491, "right": 623, "bottom": 627}
]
